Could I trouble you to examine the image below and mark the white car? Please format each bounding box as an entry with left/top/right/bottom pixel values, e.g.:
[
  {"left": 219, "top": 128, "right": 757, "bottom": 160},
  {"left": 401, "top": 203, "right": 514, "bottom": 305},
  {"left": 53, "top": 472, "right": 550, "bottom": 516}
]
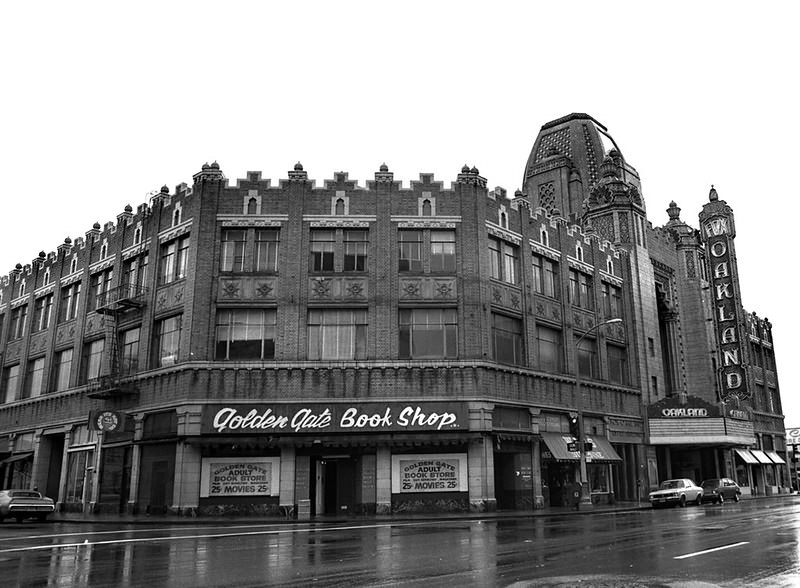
[{"left": 649, "top": 478, "right": 703, "bottom": 508}]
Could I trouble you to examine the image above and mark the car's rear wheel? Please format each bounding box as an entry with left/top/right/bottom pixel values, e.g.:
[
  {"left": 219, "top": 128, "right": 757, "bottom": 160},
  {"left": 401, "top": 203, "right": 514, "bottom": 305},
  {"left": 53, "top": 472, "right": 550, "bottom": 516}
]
[
  {"left": 36, "top": 514, "right": 48, "bottom": 522},
  {"left": 679, "top": 495, "right": 686, "bottom": 507},
  {"left": 734, "top": 493, "right": 740, "bottom": 503},
  {"left": 14, "top": 516, "right": 24, "bottom": 523},
  {"left": 718, "top": 494, "right": 724, "bottom": 505}
]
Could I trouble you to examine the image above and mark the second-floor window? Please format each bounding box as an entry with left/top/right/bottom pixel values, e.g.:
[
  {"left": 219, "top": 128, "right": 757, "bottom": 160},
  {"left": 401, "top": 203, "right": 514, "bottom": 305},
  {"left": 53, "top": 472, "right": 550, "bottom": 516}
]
[
  {"left": 430, "top": 231, "right": 456, "bottom": 272},
  {"left": 215, "top": 309, "right": 276, "bottom": 360},
  {"left": 1, "top": 364, "right": 21, "bottom": 404},
  {"left": 489, "top": 237, "right": 519, "bottom": 284},
  {"left": 576, "top": 336, "right": 598, "bottom": 379},
  {"left": 119, "top": 327, "right": 141, "bottom": 376},
  {"left": 343, "top": 230, "right": 368, "bottom": 271},
  {"left": 59, "top": 283, "right": 82, "bottom": 322},
  {"left": 32, "top": 294, "right": 53, "bottom": 332},
  {"left": 255, "top": 229, "right": 279, "bottom": 272},
  {"left": 153, "top": 315, "right": 182, "bottom": 367},
  {"left": 492, "top": 313, "right": 525, "bottom": 366},
  {"left": 80, "top": 339, "right": 105, "bottom": 384},
  {"left": 159, "top": 236, "right": 189, "bottom": 285},
  {"left": 307, "top": 309, "right": 367, "bottom": 360},
  {"left": 536, "top": 325, "right": 562, "bottom": 373},
  {"left": 399, "top": 229, "right": 455, "bottom": 273},
  {"left": 399, "top": 308, "right": 458, "bottom": 359},
  {"left": 608, "top": 344, "right": 628, "bottom": 385},
  {"left": 23, "top": 357, "right": 45, "bottom": 399},
  {"left": 52, "top": 348, "right": 73, "bottom": 392}
]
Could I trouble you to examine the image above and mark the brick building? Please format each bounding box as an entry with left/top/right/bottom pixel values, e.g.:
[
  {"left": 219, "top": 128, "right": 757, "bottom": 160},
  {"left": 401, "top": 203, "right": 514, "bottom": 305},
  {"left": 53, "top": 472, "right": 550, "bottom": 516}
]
[{"left": 0, "top": 113, "right": 787, "bottom": 516}]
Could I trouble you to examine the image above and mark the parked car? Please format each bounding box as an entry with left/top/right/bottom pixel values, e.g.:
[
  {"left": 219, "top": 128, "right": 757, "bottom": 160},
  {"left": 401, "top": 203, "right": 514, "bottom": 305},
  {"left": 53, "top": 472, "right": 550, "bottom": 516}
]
[
  {"left": 0, "top": 489, "right": 55, "bottom": 522},
  {"left": 649, "top": 478, "right": 703, "bottom": 508},
  {"left": 700, "top": 478, "right": 741, "bottom": 504}
]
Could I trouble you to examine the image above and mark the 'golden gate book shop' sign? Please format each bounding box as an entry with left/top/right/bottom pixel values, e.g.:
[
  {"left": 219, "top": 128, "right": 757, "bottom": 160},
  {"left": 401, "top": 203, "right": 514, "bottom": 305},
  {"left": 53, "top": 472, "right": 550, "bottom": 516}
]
[
  {"left": 391, "top": 454, "right": 469, "bottom": 493},
  {"left": 199, "top": 457, "right": 280, "bottom": 498},
  {"left": 201, "top": 402, "right": 467, "bottom": 435}
]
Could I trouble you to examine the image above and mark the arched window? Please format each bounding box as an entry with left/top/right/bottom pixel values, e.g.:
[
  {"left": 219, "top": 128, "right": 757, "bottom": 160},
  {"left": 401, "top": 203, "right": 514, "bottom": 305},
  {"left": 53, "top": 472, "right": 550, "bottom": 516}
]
[
  {"left": 422, "top": 199, "right": 432, "bottom": 216},
  {"left": 43, "top": 269, "right": 50, "bottom": 285},
  {"left": 70, "top": 256, "right": 78, "bottom": 274},
  {"left": 500, "top": 212, "right": 508, "bottom": 229},
  {"left": 247, "top": 197, "right": 258, "bottom": 215},
  {"left": 541, "top": 228, "right": 549, "bottom": 247},
  {"left": 100, "top": 243, "right": 108, "bottom": 259},
  {"left": 134, "top": 227, "right": 142, "bottom": 245},
  {"left": 173, "top": 208, "right": 182, "bottom": 227},
  {"left": 335, "top": 198, "right": 345, "bottom": 215},
  {"left": 18, "top": 280, "right": 26, "bottom": 298},
  {"left": 576, "top": 243, "right": 584, "bottom": 262},
  {"left": 607, "top": 257, "right": 614, "bottom": 274}
]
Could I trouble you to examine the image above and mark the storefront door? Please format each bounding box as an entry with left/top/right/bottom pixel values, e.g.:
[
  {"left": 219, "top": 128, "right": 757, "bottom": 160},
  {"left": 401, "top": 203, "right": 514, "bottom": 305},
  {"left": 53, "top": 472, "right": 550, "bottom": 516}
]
[{"left": 313, "top": 457, "right": 356, "bottom": 516}]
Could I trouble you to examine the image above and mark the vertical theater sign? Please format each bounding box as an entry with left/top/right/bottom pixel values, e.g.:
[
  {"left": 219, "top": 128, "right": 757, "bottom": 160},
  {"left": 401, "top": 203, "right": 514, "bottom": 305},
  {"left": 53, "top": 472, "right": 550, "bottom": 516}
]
[{"left": 701, "top": 189, "right": 750, "bottom": 401}]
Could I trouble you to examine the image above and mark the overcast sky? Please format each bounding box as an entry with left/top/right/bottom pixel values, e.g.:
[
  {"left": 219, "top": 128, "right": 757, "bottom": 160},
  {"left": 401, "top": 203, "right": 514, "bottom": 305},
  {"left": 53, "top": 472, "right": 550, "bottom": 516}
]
[{"left": 2, "top": 2, "right": 798, "bottom": 425}]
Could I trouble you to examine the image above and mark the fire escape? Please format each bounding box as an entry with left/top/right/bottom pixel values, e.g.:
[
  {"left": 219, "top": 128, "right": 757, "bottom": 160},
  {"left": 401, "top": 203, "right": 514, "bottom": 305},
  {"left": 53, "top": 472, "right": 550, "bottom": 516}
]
[{"left": 86, "top": 283, "right": 147, "bottom": 399}]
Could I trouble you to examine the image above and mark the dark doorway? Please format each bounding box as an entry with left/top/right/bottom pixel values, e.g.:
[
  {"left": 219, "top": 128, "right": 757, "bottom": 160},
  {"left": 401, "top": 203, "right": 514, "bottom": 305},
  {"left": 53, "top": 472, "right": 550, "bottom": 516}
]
[
  {"left": 312, "top": 457, "right": 357, "bottom": 516},
  {"left": 45, "top": 435, "right": 65, "bottom": 500},
  {"left": 99, "top": 446, "right": 132, "bottom": 513}
]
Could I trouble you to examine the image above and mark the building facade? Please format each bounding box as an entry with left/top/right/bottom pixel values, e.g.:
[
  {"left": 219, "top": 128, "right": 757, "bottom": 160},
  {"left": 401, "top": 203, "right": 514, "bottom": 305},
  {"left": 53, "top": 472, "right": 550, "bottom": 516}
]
[{"left": 0, "top": 113, "right": 787, "bottom": 517}]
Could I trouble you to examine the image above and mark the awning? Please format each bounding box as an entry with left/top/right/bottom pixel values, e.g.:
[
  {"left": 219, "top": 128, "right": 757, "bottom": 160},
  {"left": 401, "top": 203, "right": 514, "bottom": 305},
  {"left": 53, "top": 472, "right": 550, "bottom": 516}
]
[
  {"left": 766, "top": 451, "right": 786, "bottom": 465},
  {"left": 0, "top": 452, "right": 34, "bottom": 466},
  {"left": 734, "top": 449, "right": 759, "bottom": 464},
  {"left": 750, "top": 449, "right": 774, "bottom": 465},
  {"left": 540, "top": 433, "right": 622, "bottom": 463}
]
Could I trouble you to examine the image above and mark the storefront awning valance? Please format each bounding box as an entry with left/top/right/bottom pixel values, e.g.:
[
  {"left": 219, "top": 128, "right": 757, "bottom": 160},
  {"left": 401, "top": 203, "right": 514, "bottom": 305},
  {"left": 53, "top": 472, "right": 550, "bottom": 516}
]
[
  {"left": 0, "top": 452, "right": 34, "bottom": 466},
  {"left": 766, "top": 451, "right": 786, "bottom": 465},
  {"left": 540, "top": 433, "right": 622, "bottom": 463},
  {"left": 750, "top": 449, "right": 774, "bottom": 465},
  {"left": 734, "top": 449, "right": 759, "bottom": 464}
]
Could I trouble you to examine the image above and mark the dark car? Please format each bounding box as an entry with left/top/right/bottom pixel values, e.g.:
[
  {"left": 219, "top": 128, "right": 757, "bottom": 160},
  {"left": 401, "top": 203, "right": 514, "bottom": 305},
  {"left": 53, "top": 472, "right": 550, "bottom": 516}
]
[
  {"left": 700, "top": 478, "right": 741, "bottom": 504},
  {"left": 0, "top": 489, "right": 55, "bottom": 522}
]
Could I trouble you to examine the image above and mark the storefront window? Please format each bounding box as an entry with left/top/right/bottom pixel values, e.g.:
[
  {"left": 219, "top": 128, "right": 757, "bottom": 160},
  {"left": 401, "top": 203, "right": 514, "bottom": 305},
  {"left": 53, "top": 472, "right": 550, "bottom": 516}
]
[
  {"left": 65, "top": 450, "right": 94, "bottom": 503},
  {"left": 588, "top": 463, "right": 608, "bottom": 492}
]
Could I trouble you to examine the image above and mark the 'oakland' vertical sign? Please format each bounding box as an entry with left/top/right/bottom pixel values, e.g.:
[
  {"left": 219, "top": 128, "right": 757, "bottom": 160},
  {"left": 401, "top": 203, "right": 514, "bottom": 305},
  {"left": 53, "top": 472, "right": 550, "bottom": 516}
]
[{"left": 703, "top": 214, "right": 749, "bottom": 401}]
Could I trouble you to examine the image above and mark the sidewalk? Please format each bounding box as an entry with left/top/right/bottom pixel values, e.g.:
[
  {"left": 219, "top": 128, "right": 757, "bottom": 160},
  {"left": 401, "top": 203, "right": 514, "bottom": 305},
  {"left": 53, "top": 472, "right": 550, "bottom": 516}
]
[{"left": 48, "top": 493, "right": 799, "bottom": 526}]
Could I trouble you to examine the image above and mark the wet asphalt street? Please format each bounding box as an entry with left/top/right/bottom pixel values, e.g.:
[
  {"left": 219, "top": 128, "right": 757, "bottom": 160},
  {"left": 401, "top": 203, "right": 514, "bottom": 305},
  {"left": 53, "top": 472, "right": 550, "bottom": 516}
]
[{"left": 1, "top": 498, "right": 799, "bottom": 587}]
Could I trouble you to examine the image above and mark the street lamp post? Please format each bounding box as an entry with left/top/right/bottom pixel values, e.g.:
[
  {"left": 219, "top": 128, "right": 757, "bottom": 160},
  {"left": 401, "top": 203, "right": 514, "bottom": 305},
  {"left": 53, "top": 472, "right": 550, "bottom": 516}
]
[{"left": 575, "top": 317, "right": 623, "bottom": 509}]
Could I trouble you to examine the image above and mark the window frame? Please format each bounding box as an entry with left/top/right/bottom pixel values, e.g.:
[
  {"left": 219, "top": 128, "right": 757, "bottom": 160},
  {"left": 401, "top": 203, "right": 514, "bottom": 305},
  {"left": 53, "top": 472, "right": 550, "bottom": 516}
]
[
  {"left": 398, "top": 308, "right": 458, "bottom": 359},
  {"left": 215, "top": 309, "right": 277, "bottom": 361},
  {"left": 307, "top": 308, "right": 367, "bottom": 360}
]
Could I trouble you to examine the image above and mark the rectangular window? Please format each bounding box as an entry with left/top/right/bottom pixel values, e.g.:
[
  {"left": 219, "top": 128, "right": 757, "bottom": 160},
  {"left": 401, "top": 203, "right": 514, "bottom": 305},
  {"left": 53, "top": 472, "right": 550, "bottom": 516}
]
[
  {"left": 123, "top": 253, "right": 149, "bottom": 294},
  {"left": 119, "top": 327, "right": 141, "bottom": 376},
  {"left": 65, "top": 450, "right": 94, "bottom": 504},
  {"left": 215, "top": 309, "right": 277, "bottom": 360},
  {"left": 489, "top": 237, "right": 519, "bottom": 284},
  {"left": 492, "top": 313, "right": 525, "bottom": 366},
  {"left": 10, "top": 305, "right": 28, "bottom": 340},
  {"left": 2, "top": 364, "right": 21, "bottom": 404},
  {"left": 153, "top": 315, "right": 182, "bottom": 367},
  {"left": 221, "top": 229, "right": 247, "bottom": 272},
  {"left": 22, "top": 357, "right": 45, "bottom": 399},
  {"left": 307, "top": 309, "right": 367, "bottom": 360},
  {"left": 310, "top": 229, "right": 335, "bottom": 272},
  {"left": 536, "top": 326, "right": 562, "bottom": 372},
  {"left": 32, "top": 294, "right": 53, "bottom": 332},
  {"left": 399, "top": 230, "right": 423, "bottom": 272},
  {"left": 399, "top": 308, "right": 458, "bottom": 359},
  {"left": 159, "top": 236, "right": 189, "bottom": 285},
  {"left": 53, "top": 348, "right": 73, "bottom": 392},
  {"left": 532, "top": 255, "right": 558, "bottom": 298},
  {"left": 255, "top": 229, "right": 280, "bottom": 272},
  {"left": 608, "top": 344, "right": 628, "bottom": 385},
  {"left": 343, "top": 230, "right": 368, "bottom": 272},
  {"left": 568, "top": 270, "right": 593, "bottom": 309},
  {"left": 59, "top": 283, "right": 82, "bottom": 322},
  {"left": 430, "top": 230, "right": 456, "bottom": 272},
  {"left": 89, "top": 269, "right": 114, "bottom": 311},
  {"left": 576, "top": 336, "right": 597, "bottom": 379},
  {"left": 80, "top": 339, "right": 105, "bottom": 384},
  {"left": 601, "top": 282, "right": 622, "bottom": 318}
]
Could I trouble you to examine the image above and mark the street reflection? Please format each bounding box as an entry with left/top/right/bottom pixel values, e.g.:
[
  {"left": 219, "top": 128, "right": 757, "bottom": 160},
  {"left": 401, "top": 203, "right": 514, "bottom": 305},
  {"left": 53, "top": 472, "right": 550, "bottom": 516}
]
[{"left": 1, "top": 504, "right": 800, "bottom": 586}]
